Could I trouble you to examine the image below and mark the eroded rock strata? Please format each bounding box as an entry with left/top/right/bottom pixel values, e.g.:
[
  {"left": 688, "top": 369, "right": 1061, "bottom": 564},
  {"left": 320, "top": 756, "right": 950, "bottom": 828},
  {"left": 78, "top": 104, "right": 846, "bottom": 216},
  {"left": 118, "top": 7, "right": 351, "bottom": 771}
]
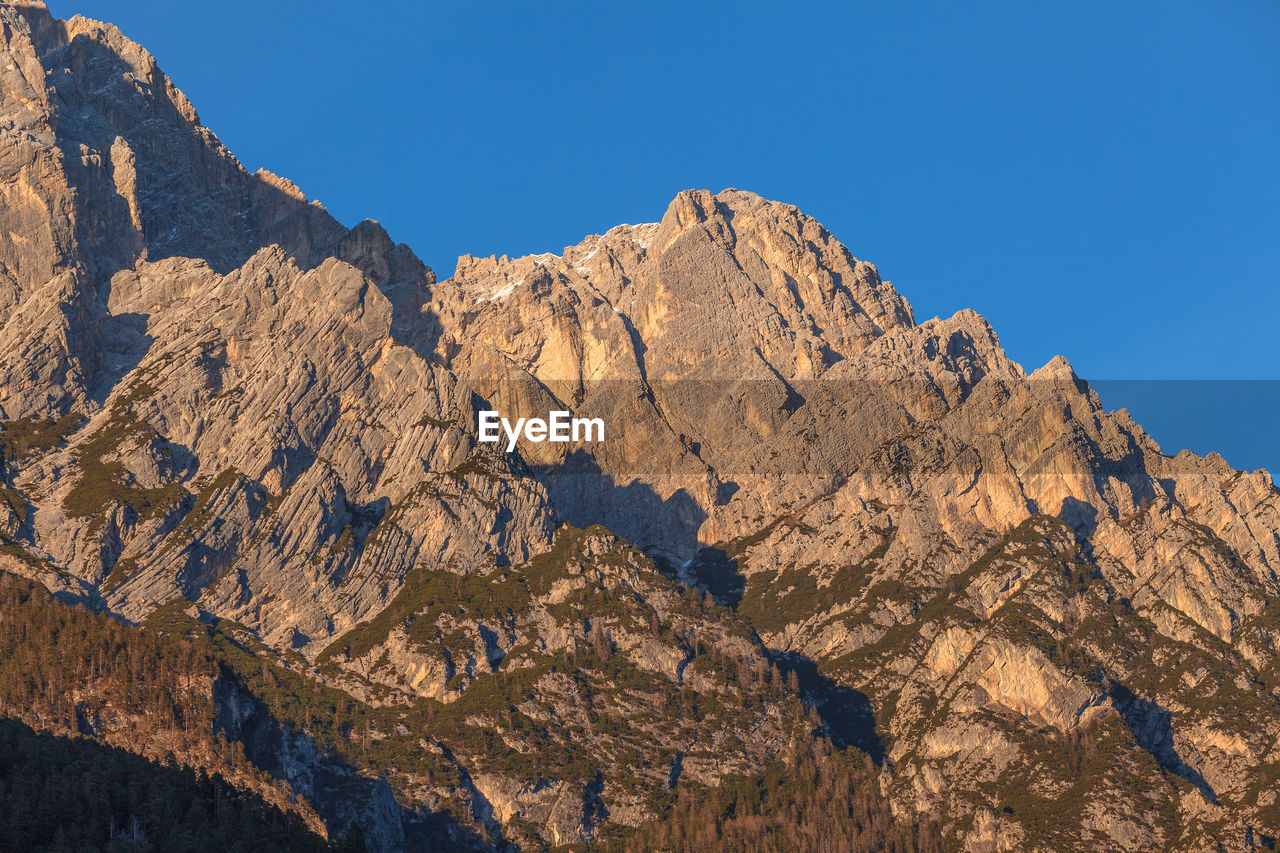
[{"left": 0, "top": 3, "right": 1277, "bottom": 850}]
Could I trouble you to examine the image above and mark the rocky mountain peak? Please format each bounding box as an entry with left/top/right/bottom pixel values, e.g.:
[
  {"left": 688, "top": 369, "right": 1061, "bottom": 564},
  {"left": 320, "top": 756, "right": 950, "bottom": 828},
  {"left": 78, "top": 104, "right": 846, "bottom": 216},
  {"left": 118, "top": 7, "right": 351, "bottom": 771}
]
[
  {"left": 1, "top": 5, "right": 1278, "bottom": 850},
  {"left": 1029, "top": 353, "right": 1078, "bottom": 381}
]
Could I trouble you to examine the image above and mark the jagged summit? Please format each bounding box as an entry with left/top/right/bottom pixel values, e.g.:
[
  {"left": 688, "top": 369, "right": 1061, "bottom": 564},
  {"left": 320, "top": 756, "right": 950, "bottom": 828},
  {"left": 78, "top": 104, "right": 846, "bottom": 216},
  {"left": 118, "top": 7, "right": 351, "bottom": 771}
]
[{"left": 1, "top": 4, "right": 1279, "bottom": 851}]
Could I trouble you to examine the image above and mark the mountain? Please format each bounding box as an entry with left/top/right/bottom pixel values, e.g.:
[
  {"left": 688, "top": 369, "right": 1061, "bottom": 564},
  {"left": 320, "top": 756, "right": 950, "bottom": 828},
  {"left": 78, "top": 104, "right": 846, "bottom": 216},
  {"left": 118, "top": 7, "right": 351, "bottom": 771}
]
[{"left": 1, "top": 3, "right": 1278, "bottom": 851}]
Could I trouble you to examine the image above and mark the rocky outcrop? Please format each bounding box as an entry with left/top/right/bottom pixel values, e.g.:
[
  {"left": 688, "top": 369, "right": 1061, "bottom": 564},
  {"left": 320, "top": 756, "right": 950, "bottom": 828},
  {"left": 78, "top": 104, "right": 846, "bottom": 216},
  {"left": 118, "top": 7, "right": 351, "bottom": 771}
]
[
  {"left": 310, "top": 526, "right": 811, "bottom": 847},
  {"left": 1, "top": 3, "right": 1278, "bottom": 850},
  {"left": 0, "top": 2, "right": 555, "bottom": 657}
]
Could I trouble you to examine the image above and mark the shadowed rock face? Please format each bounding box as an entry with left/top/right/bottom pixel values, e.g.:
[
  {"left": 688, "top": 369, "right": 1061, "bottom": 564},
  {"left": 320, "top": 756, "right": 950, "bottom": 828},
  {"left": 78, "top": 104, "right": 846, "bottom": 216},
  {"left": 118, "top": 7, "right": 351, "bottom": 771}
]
[{"left": 1, "top": 3, "right": 1279, "bottom": 850}]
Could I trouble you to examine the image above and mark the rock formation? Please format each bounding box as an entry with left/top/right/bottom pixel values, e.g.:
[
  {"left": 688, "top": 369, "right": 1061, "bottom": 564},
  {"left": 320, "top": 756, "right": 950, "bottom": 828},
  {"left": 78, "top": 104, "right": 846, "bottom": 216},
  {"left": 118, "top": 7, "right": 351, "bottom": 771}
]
[{"left": 1, "top": 3, "right": 1277, "bottom": 850}]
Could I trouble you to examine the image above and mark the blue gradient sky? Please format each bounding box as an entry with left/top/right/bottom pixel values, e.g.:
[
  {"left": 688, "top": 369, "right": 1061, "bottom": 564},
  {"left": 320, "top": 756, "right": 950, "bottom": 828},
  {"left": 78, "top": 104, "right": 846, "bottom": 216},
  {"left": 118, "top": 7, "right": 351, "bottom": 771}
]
[{"left": 49, "top": 1, "right": 1280, "bottom": 472}]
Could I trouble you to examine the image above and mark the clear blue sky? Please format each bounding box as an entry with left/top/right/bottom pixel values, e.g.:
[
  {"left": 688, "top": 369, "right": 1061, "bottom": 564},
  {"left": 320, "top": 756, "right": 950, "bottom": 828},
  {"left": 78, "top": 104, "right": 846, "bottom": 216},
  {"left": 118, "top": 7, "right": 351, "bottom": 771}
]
[{"left": 50, "top": 1, "right": 1280, "bottom": 472}]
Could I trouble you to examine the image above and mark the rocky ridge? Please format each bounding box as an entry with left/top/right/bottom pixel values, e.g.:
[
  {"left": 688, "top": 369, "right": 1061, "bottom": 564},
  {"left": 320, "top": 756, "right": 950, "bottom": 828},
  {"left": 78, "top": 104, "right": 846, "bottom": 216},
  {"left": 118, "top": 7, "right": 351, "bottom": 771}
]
[{"left": 0, "top": 2, "right": 1278, "bottom": 850}]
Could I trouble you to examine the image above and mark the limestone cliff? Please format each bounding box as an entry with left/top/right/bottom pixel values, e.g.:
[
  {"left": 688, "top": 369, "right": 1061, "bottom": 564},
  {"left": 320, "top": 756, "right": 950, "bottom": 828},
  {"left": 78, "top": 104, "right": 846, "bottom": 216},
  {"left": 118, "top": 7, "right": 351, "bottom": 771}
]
[{"left": 1, "top": 3, "right": 1278, "bottom": 851}]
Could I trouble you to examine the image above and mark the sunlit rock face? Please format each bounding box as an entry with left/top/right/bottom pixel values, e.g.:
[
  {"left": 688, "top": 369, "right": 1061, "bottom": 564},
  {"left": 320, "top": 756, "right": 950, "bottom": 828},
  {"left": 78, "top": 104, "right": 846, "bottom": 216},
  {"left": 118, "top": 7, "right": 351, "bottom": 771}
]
[{"left": 1, "top": 3, "right": 1278, "bottom": 850}]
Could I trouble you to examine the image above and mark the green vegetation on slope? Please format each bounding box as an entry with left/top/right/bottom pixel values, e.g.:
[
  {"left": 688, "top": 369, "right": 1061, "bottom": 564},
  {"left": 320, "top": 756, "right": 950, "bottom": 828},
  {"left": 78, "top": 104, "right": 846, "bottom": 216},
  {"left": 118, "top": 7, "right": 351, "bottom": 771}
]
[
  {"left": 610, "top": 738, "right": 941, "bottom": 853},
  {"left": 0, "top": 413, "right": 86, "bottom": 472},
  {"left": 0, "top": 572, "right": 358, "bottom": 852},
  {"left": 61, "top": 404, "right": 188, "bottom": 522},
  {"left": 0, "top": 717, "right": 343, "bottom": 853}
]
